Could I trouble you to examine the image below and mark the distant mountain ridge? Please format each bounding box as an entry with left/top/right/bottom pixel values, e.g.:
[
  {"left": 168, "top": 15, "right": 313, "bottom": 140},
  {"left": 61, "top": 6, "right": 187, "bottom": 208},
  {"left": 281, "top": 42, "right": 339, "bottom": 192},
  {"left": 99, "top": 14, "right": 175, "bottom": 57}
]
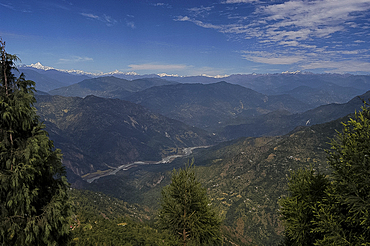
[
  {"left": 48, "top": 76, "right": 178, "bottom": 99},
  {"left": 125, "top": 81, "right": 311, "bottom": 130},
  {"left": 23, "top": 64, "right": 370, "bottom": 245},
  {"left": 17, "top": 67, "right": 91, "bottom": 92},
  {"left": 82, "top": 108, "right": 350, "bottom": 245},
  {"left": 36, "top": 73, "right": 370, "bottom": 139},
  {"left": 36, "top": 89, "right": 369, "bottom": 180},
  {"left": 218, "top": 90, "right": 369, "bottom": 139},
  {"left": 35, "top": 95, "right": 216, "bottom": 178},
  {"left": 20, "top": 63, "right": 370, "bottom": 97}
]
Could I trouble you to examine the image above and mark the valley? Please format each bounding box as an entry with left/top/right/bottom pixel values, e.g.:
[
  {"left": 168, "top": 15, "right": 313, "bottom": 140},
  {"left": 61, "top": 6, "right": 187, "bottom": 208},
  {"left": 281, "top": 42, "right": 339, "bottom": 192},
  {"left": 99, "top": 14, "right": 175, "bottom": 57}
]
[
  {"left": 25, "top": 67, "right": 370, "bottom": 245},
  {"left": 4, "top": 1, "right": 370, "bottom": 243},
  {"left": 83, "top": 145, "right": 209, "bottom": 183}
]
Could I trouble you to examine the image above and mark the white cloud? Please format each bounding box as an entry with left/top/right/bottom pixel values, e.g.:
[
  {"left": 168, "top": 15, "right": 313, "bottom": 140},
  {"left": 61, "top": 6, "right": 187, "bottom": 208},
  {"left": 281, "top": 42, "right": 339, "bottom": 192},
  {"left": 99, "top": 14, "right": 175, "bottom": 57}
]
[
  {"left": 174, "top": 16, "right": 191, "bottom": 21},
  {"left": 0, "top": 3, "right": 15, "bottom": 10},
  {"left": 301, "top": 60, "right": 370, "bottom": 73},
  {"left": 58, "top": 56, "right": 93, "bottom": 63},
  {"left": 223, "top": 0, "right": 259, "bottom": 3},
  {"left": 103, "top": 14, "right": 117, "bottom": 26},
  {"left": 126, "top": 21, "right": 136, "bottom": 29},
  {"left": 278, "top": 40, "right": 299, "bottom": 46},
  {"left": 338, "top": 50, "right": 360, "bottom": 55},
  {"left": 152, "top": 2, "right": 172, "bottom": 8},
  {"left": 81, "top": 13, "right": 99, "bottom": 20},
  {"left": 242, "top": 51, "right": 304, "bottom": 65},
  {"left": 178, "top": 0, "right": 370, "bottom": 44},
  {"left": 174, "top": 0, "right": 370, "bottom": 74},
  {"left": 80, "top": 12, "right": 117, "bottom": 26},
  {"left": 188, "top": 6, "right": 214, "bottom": 17},
  {"left": 257, "top": 0, "right": 370, "bottom": 41}
]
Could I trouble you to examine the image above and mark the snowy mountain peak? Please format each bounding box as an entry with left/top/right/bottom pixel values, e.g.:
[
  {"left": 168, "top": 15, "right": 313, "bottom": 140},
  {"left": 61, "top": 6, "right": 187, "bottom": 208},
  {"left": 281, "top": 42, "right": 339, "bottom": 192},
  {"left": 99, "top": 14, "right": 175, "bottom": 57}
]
[
  {"left": 21, "top": 62, "right": 231, "bottom": 79},
  {"left": 28, "top": 62, "right": 55, "bottom": 71},
  {"left": 158, "top": 73, "right": 181, "bottom": 77},
  {"left": 281, "top": 70, "right": 302, "bottom": 74}
]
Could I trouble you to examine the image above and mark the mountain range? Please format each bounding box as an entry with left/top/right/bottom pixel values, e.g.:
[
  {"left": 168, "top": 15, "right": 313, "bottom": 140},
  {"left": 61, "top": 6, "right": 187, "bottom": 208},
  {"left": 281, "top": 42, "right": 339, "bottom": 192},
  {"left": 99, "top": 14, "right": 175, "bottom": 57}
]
[
  {"left": 20, "top": 64, "right": 370, "bottom": 245},
  {"left": 48, "top": 76, "right": 177, "bottom": 98},
  {"left": 35, "top": 95, "right": 215, "bottom": 179},
  {"left": 82, "top": 112, "right": 348, "bottom": 245},
  {"left": 19, "top": 64, "right": 370, "bottom": 103},
  {"left": 124, "top": 81, "right": 311, "bottom": 130}
]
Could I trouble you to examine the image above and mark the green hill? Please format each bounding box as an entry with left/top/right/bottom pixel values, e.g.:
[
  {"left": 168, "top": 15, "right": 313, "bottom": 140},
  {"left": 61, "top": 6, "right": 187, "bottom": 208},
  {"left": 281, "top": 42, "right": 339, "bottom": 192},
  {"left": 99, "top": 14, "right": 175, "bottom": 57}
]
[
  {"left": 68, "top": 189, "right": 177, "bottom": 245},
  {"left": 80, "top": 114, "right": 349, "bottom": 245},
  {"left": 218, "top": 91, "right": 367, "bottom": 139},
  {"left": 125, "top": 81, "right": 310, "bottom": 130},
  {"left": 49, "top": 76, "right": 177, "bottom": 98},
  {"left": 35, "top": 95, "right": 216, "bottom": 178}
]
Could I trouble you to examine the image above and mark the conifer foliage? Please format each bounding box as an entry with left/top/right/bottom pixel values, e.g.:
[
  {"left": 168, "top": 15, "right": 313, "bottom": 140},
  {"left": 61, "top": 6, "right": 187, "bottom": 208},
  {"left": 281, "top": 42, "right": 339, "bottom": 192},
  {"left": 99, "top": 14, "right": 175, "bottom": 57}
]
[
  {"left": 0, "top": 39, "right": 72, "bottom": 245},
  {"left": 280, "top": 104, "right": 370, "bottom": 245},
  {"left": 279, "top": 166, "right": 330, "bottom": 245},
  {"left": 158, "top": 161, "right": 222, "bottom": 246}
]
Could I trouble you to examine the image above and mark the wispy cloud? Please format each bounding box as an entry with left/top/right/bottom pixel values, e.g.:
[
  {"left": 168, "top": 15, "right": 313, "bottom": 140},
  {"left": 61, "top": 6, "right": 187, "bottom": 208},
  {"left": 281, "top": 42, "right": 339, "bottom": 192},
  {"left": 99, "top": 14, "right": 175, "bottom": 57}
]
[
  {"left": 0, "top": 2, "right": 15, "bottom": 10},
  {"left": 222, "top": 0, "right": 259, "bottom": 3},
  {"left": 242, "top": 51, "right": 305, "bottom": 65},
  {"left": 125, "top": 15, "right": 136, "bottom": 29},
  {"left": 0, "top": 2, "right": 31, "bottom": 12},
  {"left": 81, "top": 13, "right": 99, "bottom": 20},
  {"left": 126, "top": 21, "right": 136, "bottom": 29},
  {"left": 301, "top": 60, "right": 370, "bottom": 73},
  {"left": 188, "top": 6, "right": 214, "bottom": 18},
  {"left": 256, "top": 0, "right": 370, "bottom": 42},
  {"left": 152, "top": 2, "right": 172, "bottom": 8},
  {"left": 103, "top": 14, "right": 117, "bottom": 26},
  {"left": 178, "top": 0, "right": 370, "bottom": 42},
  {"left": 175, "top": 0, "right": 370, "bottom": 73},
  {"left": 80, "top": 12, "right": 117, "bottom": 26},
  {"left": 58, "top": 56, "right": 93, "bottom": 64}
]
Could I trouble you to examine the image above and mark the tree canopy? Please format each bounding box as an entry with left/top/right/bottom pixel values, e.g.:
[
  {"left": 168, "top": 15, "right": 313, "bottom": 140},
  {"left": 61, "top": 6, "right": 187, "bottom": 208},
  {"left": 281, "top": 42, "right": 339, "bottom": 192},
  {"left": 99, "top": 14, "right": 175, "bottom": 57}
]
[
  {"left": 158, "top": 161, "right": 222, "bottom": 246},
  {"left": 0, "top": 39, "right": 72, "bottom": 245},
  {"left": 279, "top": 104, "right": 370, "bottom": 245}
]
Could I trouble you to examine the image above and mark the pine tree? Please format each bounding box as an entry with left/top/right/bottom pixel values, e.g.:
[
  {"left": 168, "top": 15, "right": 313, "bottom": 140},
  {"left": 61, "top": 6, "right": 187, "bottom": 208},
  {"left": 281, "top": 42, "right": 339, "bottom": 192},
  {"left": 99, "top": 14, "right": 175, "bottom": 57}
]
[
  {"left": 0, "top": 39, "right": 72, "bottom": 245},
  {"left": 279, "top": 104, "right": 370, "bottom": 245},
  {"left": 279, "top": 166, "right": 329, "bottom": 246},
  {"left": 158, "top": 161, "right": 222, "bottom": 246},
  {"left": 312, "top": 104, "right": 370, "bottom": 245}
]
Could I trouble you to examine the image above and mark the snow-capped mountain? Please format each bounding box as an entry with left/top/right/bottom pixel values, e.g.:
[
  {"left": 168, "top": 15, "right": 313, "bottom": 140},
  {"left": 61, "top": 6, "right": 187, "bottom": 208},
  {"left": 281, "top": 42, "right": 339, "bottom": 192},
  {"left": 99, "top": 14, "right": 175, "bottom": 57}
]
[
  {"left": 23, "top": 62, "right": 139, "bottom": 77},
  {"left": 22, "top": 62, "right": 231, "bottom": 79}
]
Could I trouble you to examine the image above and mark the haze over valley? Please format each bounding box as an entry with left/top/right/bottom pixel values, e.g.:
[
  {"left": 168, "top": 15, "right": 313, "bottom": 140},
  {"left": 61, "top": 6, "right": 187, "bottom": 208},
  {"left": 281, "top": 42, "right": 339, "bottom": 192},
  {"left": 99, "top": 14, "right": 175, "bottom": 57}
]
[
  {"left": 17, "top": 64, "right": 370, "bottom": 245},
  {"left": 3, "top": 0, "right": 370, "bottom": 244}
]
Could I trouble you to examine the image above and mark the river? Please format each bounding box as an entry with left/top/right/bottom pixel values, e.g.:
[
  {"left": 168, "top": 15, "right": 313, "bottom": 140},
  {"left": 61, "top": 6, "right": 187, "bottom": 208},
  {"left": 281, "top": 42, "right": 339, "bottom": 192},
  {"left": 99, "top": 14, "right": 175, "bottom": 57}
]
[{"left": 85, "top": 146, "right": 209, "bottom": 183}]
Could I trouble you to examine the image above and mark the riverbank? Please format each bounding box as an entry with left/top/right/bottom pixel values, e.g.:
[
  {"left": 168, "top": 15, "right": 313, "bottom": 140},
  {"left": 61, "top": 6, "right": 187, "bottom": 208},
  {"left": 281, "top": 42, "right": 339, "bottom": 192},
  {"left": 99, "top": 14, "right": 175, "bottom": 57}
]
[{"left": 84, "top": 146, "right": 209, "bottom": 183}]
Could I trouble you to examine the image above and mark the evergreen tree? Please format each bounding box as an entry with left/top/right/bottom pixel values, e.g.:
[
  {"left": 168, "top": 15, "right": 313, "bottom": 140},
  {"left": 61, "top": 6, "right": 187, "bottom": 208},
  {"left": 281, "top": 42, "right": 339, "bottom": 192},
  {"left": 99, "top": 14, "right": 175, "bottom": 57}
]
[
  {"left": 279, "top": 104, "right": 370, "bottom": 245},
  {"left": 0, "top": 39, "right": 72, "bottom": 245},
  {"left": 279, "top": 166, "right": 329, "bottom": 246},
  {"left": 158, "top": 161, "right": 222, "bottom": 246},
  {"left": 312, "top": 104, "right": 370, "bottom": 245}
]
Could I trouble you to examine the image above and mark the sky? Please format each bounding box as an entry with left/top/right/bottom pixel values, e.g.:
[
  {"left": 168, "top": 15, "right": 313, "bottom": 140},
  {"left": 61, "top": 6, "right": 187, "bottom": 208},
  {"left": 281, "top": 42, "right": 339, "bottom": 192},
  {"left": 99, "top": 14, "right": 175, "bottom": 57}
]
[{"left": 1, "top": 0, "right": 370, "bottom": 76}]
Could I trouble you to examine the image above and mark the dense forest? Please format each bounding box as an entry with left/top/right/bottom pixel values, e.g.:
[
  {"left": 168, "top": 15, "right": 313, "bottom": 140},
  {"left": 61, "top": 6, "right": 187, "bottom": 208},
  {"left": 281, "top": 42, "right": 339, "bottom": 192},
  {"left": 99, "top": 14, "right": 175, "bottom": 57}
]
[{"left": 2, "top": 39, "right": 370, "bottom": 245}]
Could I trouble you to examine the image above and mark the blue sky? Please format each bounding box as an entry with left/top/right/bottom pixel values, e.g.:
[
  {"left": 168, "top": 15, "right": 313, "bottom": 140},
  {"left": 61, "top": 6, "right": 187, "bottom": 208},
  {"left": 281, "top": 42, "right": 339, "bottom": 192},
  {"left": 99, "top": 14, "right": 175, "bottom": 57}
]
[{"left": 1, "top": 0, "right": 370, "bottom": 76}]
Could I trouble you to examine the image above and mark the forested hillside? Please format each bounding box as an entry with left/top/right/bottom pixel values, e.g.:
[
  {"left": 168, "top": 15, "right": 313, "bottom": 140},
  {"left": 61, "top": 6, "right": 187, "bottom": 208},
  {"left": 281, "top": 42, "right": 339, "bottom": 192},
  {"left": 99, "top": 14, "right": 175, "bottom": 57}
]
[
  {"left": 27, "top": 68, "right": 370, "bottom": 244},
  {"left": 77, "top": 114, "right": 348, "bottom": 245},
  {"left": 5, "top": 0, "right": 370, "bottom": 243},
  {"left": 35, "top": 94, "right": 215, "bottom": 178},
  {"left": 68, "top": 189, "right": 178, "bottom": 245}
]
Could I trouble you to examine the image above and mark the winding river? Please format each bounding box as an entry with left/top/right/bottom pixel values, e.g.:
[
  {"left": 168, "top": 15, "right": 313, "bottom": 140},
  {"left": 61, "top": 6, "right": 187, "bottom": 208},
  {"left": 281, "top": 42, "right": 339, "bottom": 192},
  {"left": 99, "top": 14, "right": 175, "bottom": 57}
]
[{"left": 85, "top": 146, "right": 209, "bottom": 183}]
